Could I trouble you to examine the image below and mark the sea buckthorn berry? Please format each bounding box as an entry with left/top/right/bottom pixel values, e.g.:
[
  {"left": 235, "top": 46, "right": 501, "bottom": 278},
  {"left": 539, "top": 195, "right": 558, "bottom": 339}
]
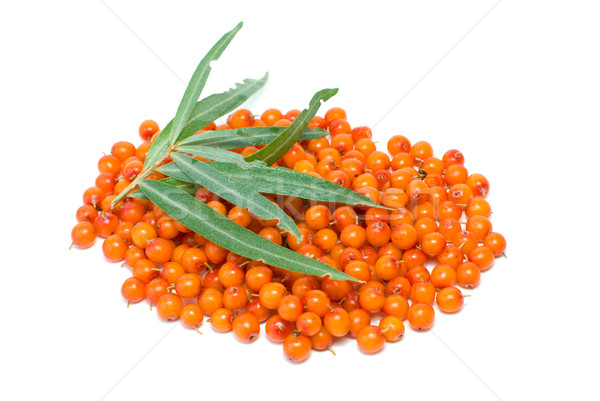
[
  {"left": 98, "top": 155, "right": 121, "bottom": 175},
  {"left": 261, "top": 108, "right": 283, "bottom": 126},
  {"left": 387, "top": 135, "right": 412, "bottom": 155},
  {"left": 318, "top": 147, "right": 342, "bottom": 164},
  {"left": 284, "top": 109, "right": 300, "bottom": 121},
  {"left": 243, "top": 265, "right": 271, "bottom": 292},
  {"left": 340, "top": 224, "right": 366, "bottom": 249},
  {"left": 71, "top": 221, "right": 96, "bottom": 249},
  {"left": 374, "top": 255, "right": 403, "bottom": 281},
  {"left": 125, "top": 246, "right": 145, "bottom": 268},
  {"left": 326, "top": 170, "right": 351, "bottom": 188},
  {"left": 381, "top": 188, "right": 408, "bottom": 209},
  {"left": 296, "top": 312, "right": 322, "bottom": 336},
  {"left": 284, "top": 332, "right": 312, "bottom": 363},
  {"left": 436, "top": 287, "right": 464, "bottom": 313},
  {"left": 329, "top": 119, "right": 351, "bottom": 135},
  {"left": 309, "top": 115, "right": 328, "bottom": 129},
  {"left": 111, "top": 140, "right": 136, "bottom": 162},
  {"left": 294, "top": 159, "right": 316, "bottom": 174},
  {"left": 407, "top": 303, "right": 435, "bottom": 331},
  {"left": 444, "top": 164, "right": 468, "bottom": 186},
  {"left": 160, "top": 261, "right": 184, "bottom": 284},
  {"left": 438, "top": 200, "right": 463, "bottom": 221},
  {"left": 466, "top": 198, "right": 492, "bottom": 218},
  {"left": 95, "top": 172, "right": 115, "bottom": 194},
  {"left": 83, "top": 186, "right": 105, "bottom": 208},
  {"left": 180, "top": 304, "right": 204, "bottom": 329},
  {"left": 430, "top": 264, "right": 458, "bottom": 289},
  {"left": 366, "top": 151, "right": 391, "bottom": 172},
  {"left": 351, "top": 173, "right": 378, "bottom": 191},
  {"left": 391, "top": 223, "right": 418, "bottom": 250},
  {"left": 354, "top": 138, "right": 377, "bottom": 157},
  {"left": 348, "top": 308, "right": 371, "bottom": 338},
  {"left": 410, "top": 141, "right": 434, "bottom": 164},
  {"left": 145, "top": 238, "right": 173, "bottom": 264},
  {"left": 156, "top": 293, "right": 184, "bottom": 321},
  {"left": 119, "top": 202, "right": 145, "bottom": 224},
  {"left": 343, "top": 260, "right": 370, "bottom": 282},
  {"left": 331, "top": 206, "right": 358, "bottom": 232},
  {"left": 222, "top": 285, "right": 248, "bottom": 311},
  {"left": 350, "top": 126, "right": 373, "bottom": 141},
  {"left": 102, "top": 234, "right": 127, "bottom": 262},
  {"left": 121, "top": 277, "right": 146, "bottom": 303},
  {"left": 390, "top": 153, "right": 415, "bottom": 171},
  {"left": 456, "top": 262, "right": 481, "bottom": 289},
  {"left": 122, "top": 160, "right": 143, "bottom": 180},
  {"left": 406, "top": 180, "right": 430, "bottom": 205},
  {"left": 211, "top": 308, "right": 234, "bottom": 332},
  {"left": 452, "top": 230, "right": 478, "bottom": 255},
  {"left": 379, "top": 316, "right": 405, "bottom": 342},
  {"left": 466, "top": 215, "right": 492, "bottom": 241},
  {"left": 389, "top": 208, "right": 414, "bottom": 228},
  {"left": 307, "top": 137, "right": 329, "bottom": 154},
  {"left": 483, "top": 232, "right": 507, "bottom": 256},
  {"left": 468, "top": 246, "right": 495, "bottom": 271},
  {"left": 382, "top": 294, "right": 409, "bottom": 320},
  {"left": 410, "top": 281, "right": 436, "bottom": 304},
  {"left": 282, "top": 143, "right": 306, "bottom": 168},
  {"left": 420, "top": 157, "right": 444, "bottom": 175},
  {"left": 197, "top": 288, "right": 223, "bottom": 315},
  {"left": 131, "top": 222, "right": 157, "bottom": 249},
  {"left": 357, "top": 325, "right": 385, "bottom": 354},
  {"left": 94, "top": 212, "right": 119, "bottom": 238},
  {"left": 449, "top": 183, "right": 473, "bottom": 206},
  {"left": 324, "top": 107, "right": 347, "bottom": 124},
  {"left": 76, "top": 205, "right": 98, "bottom": 223},
  {"left": 439, "top": 218, "right": 462, "bottom": 242},
  {"left": 232, "top": 312, "right": 260, "bottom": 343},
  {"left": 331, "top": 133, "right": 354, "bottom": 154},
  {"left": 145, "top": 278, "right": 169, "bottom": 305},
  {"left": 217, "top": 262, "right": 244, "bottom": 288},
  {"left": 175, "top": 273, "right": 203, "bottom": 299},
  {"left": 309, "top": 326, "right": 333, "bottom": 351},
  {"left": 259, "top": 282, "right": 288, "bottom": 309},
  {"left": 313, "top": 228, "right": 338, "bottom": 251},
  {"left": 303, "top": 289, "right": 331, "bottom": 317},
  {"left": 424, "top": 173, "right": 445, "bottom": 189},
  {"left": 227, "top": 206, "right": 252, "bottom": 228},
  {"left": 180, "top": 247, "right": 208, "bottom": 274},
  {"left": 402, "top": 248, "right": 427, "bottom": 269},
  {"left": 387, "top": 276, "right": 411, "bottom": 299},
  {"left": 420, "top": 232, "right": 446, "bottom": 256},
  {"left": 291, "top": 276, "right": 320, "bottom": 298},
  {"left": 342, "top": 149, "right": 367, "bottom": 166},
  {"left": 139, "top": 119, "right": 159, "bottom": 141},
  {"left": 204, "top": 241, "right": 228, "bottom": 264},
  {"left": 406, "top": 265, "right": 430, "bottom": 285},
  {"left": 273, "top": 119, "right": 292, "bottom": 127},
  {"left": 437, "top": 244, "right": 464, "bottom": 269},
  {"left": 323, "top": 306, "right": 350, "bottom": 337},
  {"left": 466, "top": 173, "right": 490, "bottom": 198},
  {"left": 265, "top": 315, "right": 294, "bottom": 343},
  {"left": 132, "top": 259, "right": 158, "bottom": 284},
  {"left": 442, "top": 149, "right": 465, "bottom": 168},
  {"left": 304, "top": 205, "right": 331, "bottom": 230},
  {"left": 227, "top": 109, "right": 254, "bottom": 128},
  {"left": 359, "top": 286, "right": 386, "bottom": 313},
  {"left": 277, "top": 295, "right": 304, "bottom": 322}
]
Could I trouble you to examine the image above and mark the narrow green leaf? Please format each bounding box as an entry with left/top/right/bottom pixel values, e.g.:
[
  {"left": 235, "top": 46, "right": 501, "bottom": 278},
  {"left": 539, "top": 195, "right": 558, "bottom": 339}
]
[
  {"left": 171, "top": 153, "right": 301, "bottom": 238},
  {"left": 143, "top": 120, "right": 173, "bottom": 169},
  {"left": 139, "top": 180, "right": 355, "bottom": 281},
  {"left": 174, "top": 145, "right": 250, "bottom": 166},
  {"left": 178, "top": 126, "right": 327, "bottom": 149},
  {"left": 128, "top": 177, "right": 198, "bottom": 200},
  {"left": 245, "top": 88, "right": 338, "bottom": 166},
  {"left": 179, "top": 74, "right": 268, "bottom": 140},
  {"left": 169, "top": 22, "right": 244, "bottom": 146},
  {"left": 159, "top": 161, "right": 387, "bottom": 209}
]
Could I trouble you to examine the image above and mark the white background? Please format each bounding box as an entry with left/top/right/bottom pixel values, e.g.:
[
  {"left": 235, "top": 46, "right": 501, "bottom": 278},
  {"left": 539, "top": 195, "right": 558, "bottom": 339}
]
[{"left": 1, "top": 1, "right": 599, "bottom": 400}]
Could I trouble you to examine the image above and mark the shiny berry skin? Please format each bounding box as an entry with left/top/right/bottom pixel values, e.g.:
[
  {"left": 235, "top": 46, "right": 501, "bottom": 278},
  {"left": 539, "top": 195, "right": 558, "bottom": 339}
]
[
  {"left": 348, "top": 308, "right": 371, "bottom": 338},
  {"left": 436, "top": 287, "right": 464, "bottom": 313},
  {"left": 210, "top": 308, "right": 234, "bottom": 332},
  {"left": 227, "top": 109, "right": 255, "bottom": 129},
  {"left": 71, "top": 221, "right": 96, "bottom": 249},
  {"left": 357, "top": 325, "right": 385, "bottom": 354},
  {"left": 323, "top": 306, "right": 350, "bottom": 337},
  {"left": 277, "top": 295, "right": 304, "bottom": 322},
  {"left": 121, "top": 277, "right": 146, "bottom": 303},
  {"left": 407, "top": 303, "right": 435, "bottom": 331},
  {"left": 259, "top": 282, "right": 287, "bottom": 309},
  {"left": 379, "top": 316, "right": 405, "bottom": 342},
  {"left": 232, "top": 312, "right": 260, "bottom": 343},
  {"left": 456, "top": 262, "right": 481, "bottom": 289},
  {"left": 145, "top": 278, "right": 169, "bottom": 305},
  {"left": 283, "top": 332, "right": 311, "bottom": 363},
  {"left": 175, "top": 273, "right": 203, "bottom": 299},
  {"left": 180, "top": 304, "right": 204, "bottom": 329},
  {"left": 156, "top": 293, "right": 184, "bottom": 321},
  {"left": 102, "top": 234, "right": 127, "bottom": 262},
  {"left": 483, "top": 232, "right": 507, "bottom": 256},
  {"left": 265, "top": 315, "right": 294, "bottom": 343},
  {"left": 139, "top": 119, "right": 159, "bottom": 141},
  {"left": 296, "top": 312, "right": 322, "bottom": 336}
]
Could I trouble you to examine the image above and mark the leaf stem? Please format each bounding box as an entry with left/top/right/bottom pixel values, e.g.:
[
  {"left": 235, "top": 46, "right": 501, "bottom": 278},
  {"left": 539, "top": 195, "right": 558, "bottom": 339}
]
[{"left": 111, "top": 146, "right": 175, "bottom": 207}]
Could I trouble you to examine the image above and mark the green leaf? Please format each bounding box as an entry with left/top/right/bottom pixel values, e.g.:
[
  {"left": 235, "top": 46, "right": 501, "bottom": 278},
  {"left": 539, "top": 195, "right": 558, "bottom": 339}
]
[
  {"left": 171, "top": 153, "right": 301, "bottom": 238},
  {"left": 138, "top": 180, "right": 355, "bottom": 281},
  {"left": 169, "top": 22, "right": 244, "bottom": 146},
  {"left": 178, "top": 126, "right": 327, "bottom": 149},
  {"left": 159, "top": 161, "right": 387, "bottom": 209},
  {"left": 143, "top": 120, "right": 173, "bottom": 170},
  {"left": 128, "top": 177, "right": 197, "bottom": 200},
  {"left": 174, "top": 145, "right": 250, "bottom": 166},
  {"left": 244, "top": 88, "right": 338, "bottom": 166},
  {"left": 179, "top": 74, "right": 268, "bottom": 140}
]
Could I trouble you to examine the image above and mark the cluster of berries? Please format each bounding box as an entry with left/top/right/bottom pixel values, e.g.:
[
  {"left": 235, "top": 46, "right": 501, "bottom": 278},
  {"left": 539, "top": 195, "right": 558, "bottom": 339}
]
[{"left": 71, "top": 106, "right": 506, "bottom": 362}]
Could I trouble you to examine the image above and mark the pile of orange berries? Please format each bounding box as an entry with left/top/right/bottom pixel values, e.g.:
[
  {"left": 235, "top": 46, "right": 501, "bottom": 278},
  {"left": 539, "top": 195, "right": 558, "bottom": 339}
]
[{"left": 71, "top": 106, "right": 507, "bottom": 362}]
